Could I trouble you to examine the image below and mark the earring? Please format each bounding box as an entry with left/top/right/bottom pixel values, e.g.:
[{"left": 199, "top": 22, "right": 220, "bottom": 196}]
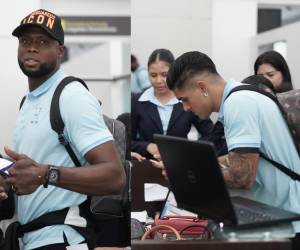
[{"left": 203, "top": 92, "right": 208, "bottom": 97}]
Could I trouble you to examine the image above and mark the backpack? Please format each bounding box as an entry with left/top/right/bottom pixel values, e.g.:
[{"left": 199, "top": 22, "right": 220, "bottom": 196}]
[
  {"left": 20, "top": 76, "right": 130, "bottom": 219},
  {"left": 226, "top": 84, "right": 300, "bottom": 181}
]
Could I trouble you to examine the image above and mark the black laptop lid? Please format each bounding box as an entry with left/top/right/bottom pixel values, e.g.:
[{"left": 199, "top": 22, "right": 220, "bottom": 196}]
[{"left": 154, "top": 134, "right": 237, "bottom": 225}]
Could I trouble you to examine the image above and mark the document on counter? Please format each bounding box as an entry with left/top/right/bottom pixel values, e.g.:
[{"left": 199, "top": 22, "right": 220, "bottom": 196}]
[
  {"left": 131, "top": 210, "right": 148, "bottom": 223},
  {"left": 144, "top": 183, "right": 169, "bottom": 202},
  {"left": 160, "top": 191, "right": 198, "bottom": 217}
]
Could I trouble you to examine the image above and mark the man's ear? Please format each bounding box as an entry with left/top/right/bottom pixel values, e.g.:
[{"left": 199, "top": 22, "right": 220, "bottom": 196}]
[
  {"left": 58, "top": 45, "right": 65, "bottom": 59},
  {"left": 194, "top": 80, "right": 208, "bottom": 95}
]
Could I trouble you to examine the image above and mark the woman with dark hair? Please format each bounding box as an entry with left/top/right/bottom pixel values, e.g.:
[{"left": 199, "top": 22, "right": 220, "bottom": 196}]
[
  {"left": 131, "top": 49, "right": 215, "bottom": 159},
  {"left": 254, "top": 50, "right": 293, "bottom": 93}
]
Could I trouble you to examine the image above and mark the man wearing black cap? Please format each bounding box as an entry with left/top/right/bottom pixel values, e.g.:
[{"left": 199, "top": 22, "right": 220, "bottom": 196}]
[
  {"left": 12, "top": 9, "right": 65, "bottom": 45},
  {"left": 0, "top": 9, "right": 125, "bottom": 250}
]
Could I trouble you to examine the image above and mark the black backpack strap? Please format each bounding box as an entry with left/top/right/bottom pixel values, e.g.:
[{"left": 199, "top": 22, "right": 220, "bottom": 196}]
[
  {"left": 260, "top": 153, "right": 300, "bottom": 181},
  {"left": 50, "top": 76, "right": 89, "bottom": 167},
  {"left": 19, "top": 77, "right": 89, "bottom": 166},
  {"left": 3, "top": 204, "right": 96, "bottom": 250},
  {"left": 19, "top": 96, "right": 26, "bottom": 110},
  {"left": 225, "top": 84, "right": 300, "bottom": 181},
  {"left": 3, "top": 208, "right": 69, "bottom": 250},
  {"left": 225, "top": 84, "right": 285, "bottom": 114},
  {"left": 227, "top": 85, "right": 300, "bottom": 153},
  {"left": 18, "top": 77, "right": 88, "bottom": 166}
]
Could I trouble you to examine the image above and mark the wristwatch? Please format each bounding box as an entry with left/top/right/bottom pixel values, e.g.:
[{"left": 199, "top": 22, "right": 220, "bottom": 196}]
[{"left": 45, "top": 165, "right": 60, "bottom": 187}]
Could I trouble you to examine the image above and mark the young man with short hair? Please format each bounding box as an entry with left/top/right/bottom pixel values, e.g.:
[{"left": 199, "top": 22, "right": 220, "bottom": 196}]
[{"left": 167, "top": 51, "right": 300, "bottom": 248}]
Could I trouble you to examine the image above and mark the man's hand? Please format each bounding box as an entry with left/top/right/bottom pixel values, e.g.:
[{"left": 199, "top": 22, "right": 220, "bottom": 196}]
[
  {"left": 150, "top": 159, "right": 168, "bottom": 180},
  {"left": 4, "top": 147, "right": 47, "bottom": 195},
  {"left": 131, "top": 152, "right": 146, "bottom": 162},
  {"left": 146, "top": 143, "right": 160, "bottom": 158}
]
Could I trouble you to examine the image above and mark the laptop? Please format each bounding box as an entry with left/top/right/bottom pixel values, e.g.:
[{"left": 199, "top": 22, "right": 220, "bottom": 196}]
[{"left": 154, "top": 134, "right": 300, "bottom": 228}]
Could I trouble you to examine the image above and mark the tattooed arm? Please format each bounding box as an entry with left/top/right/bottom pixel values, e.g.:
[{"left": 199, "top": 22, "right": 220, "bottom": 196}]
[{"left": 222, "top": 151, "right": 259, "bottom": 189}]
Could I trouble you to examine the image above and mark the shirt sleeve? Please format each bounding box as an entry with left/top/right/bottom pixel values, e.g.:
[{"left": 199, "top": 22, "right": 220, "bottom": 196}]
[
  {"left": 59, "top": 82, "right": 113, "bottom": 156},
  {"left": 224, "top": 93, "right": 261, "bottom": 151}
]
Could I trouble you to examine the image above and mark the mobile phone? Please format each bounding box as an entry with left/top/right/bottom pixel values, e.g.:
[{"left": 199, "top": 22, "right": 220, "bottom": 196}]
[{"left": 0, "top": 157, "right": 14, "bottom": 177}]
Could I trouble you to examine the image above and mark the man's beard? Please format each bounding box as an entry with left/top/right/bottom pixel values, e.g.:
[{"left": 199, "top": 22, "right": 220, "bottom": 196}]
[{"left": 18, "top": 59, "right": 57, "bottom": 78}]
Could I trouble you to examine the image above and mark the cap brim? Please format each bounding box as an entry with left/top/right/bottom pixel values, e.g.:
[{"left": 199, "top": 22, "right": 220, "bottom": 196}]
[{"left": 12, "top": 23, "right": 61, "bottom": 44}]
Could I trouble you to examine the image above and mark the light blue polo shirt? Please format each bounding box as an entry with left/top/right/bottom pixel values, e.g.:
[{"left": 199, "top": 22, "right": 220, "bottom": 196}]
[
  {"left": 12, "top": 69, "right": 113, "bottom": 249},
  {"left": 139, "top": 87, "right": 179, "bottom": 134},
  {"left": 218, "top": 79, "right": 300, "bottom": 232}
]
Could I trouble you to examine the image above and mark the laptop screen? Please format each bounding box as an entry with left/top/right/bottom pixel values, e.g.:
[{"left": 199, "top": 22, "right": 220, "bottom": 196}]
[
  {"left": 155, "top": 134, "right": 300, "bottom": 229},
  {"left": 154, "top": 134, "right": 237, "bottom": 225}
]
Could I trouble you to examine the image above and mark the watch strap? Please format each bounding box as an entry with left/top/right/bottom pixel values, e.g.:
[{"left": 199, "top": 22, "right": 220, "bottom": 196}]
[{"left": 43, "top": 165, "right": 50, "bottom": 188}]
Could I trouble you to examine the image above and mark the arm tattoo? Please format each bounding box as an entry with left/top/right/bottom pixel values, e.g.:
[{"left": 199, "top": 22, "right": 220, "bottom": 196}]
[{"left": 222, "top": 151, "right": 259, "bottom": 189}]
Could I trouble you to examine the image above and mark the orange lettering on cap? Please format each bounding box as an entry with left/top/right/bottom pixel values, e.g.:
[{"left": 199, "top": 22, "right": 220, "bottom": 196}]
[
  {"left": 46, "top": 18, "right": 54, "bottom": 29},
  {"left": 36, "top": 15, "right": 45, "bottom": 24},
  {"left": 27, "top": 15, "right": 34, "bottom": 23}
]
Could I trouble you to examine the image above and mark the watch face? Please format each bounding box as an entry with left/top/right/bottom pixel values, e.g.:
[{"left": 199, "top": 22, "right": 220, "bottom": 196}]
[{"left": 48, "top": 168, "right": 59, "bottom": 184}]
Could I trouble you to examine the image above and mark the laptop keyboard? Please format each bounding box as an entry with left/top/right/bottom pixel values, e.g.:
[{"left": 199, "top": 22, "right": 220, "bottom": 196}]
[{"left": 234, "top": 204, "right": 276, "bottom": 224}]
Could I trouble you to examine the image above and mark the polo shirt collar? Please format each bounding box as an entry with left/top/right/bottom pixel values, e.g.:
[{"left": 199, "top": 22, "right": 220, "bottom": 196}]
[
  {"left": 27, "top": 69, "right": 64, "bottom": 98},
  {"left": 218, "top": 79, "right": 242, "bottom": 123}
]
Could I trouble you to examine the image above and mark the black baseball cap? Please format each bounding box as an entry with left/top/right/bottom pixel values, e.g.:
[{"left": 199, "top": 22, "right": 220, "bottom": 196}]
[{"left": 12, "top": 9, "right": 64, "bottom": 45}]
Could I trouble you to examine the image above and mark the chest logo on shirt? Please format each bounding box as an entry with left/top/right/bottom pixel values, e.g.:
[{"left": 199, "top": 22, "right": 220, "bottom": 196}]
[{"left": 30, "top": 106, "right": 42, "bottom": 124}]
